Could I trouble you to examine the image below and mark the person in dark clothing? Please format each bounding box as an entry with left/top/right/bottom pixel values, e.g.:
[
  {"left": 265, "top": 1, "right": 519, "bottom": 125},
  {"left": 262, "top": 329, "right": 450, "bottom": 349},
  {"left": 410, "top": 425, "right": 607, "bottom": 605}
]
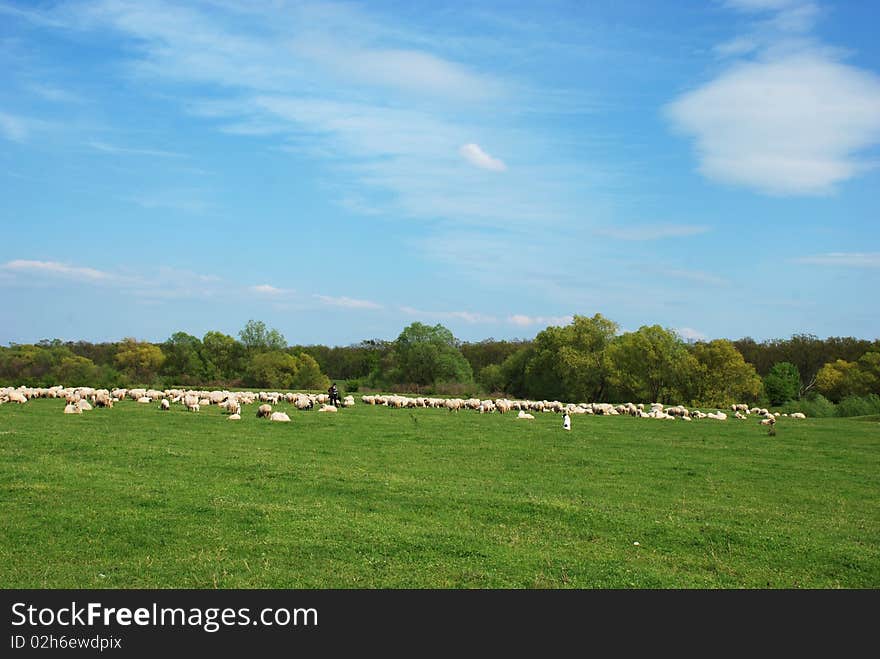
[{"left": 328, "top": 383, "right": 341, "bottom": 407}]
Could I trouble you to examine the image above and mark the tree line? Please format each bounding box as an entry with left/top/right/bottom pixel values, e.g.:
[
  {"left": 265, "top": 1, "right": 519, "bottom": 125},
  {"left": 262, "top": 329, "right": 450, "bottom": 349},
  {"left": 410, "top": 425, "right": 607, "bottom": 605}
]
[{"left": 2, "top": 316, "right": 879, "bottom": 412}]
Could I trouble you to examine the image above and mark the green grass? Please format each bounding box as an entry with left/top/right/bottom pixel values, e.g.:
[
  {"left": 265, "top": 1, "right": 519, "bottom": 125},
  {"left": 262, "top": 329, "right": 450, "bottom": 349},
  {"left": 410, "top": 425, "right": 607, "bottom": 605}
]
[{"left": 1, "top": 399, "right": 878, "bottom": 588}]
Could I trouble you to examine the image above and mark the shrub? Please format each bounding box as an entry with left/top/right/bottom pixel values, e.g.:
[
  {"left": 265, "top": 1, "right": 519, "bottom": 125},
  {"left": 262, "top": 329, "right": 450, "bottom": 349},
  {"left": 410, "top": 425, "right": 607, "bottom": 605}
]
[
  {"left": 836, "top": 394, "right": 880, "bottom": 418},
  {"left": 779, "top": 393, "right": 837, "bottom": 418}
]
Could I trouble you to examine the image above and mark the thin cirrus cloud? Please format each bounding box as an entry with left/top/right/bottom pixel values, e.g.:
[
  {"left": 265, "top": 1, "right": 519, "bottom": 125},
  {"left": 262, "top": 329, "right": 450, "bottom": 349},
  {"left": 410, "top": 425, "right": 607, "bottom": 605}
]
[
  {"left": 250, "top": 284, "right": 288, "bottom": 296},
  {"left": 400, "top": 306, "right": 496, "bottom": 324},
  {"left": 595, "top": 224, "right": 709, "bottom": 241},
  {"left": 666, "top": 1, "right": 880, "bottom": 196},
  {"left": 676, "top": 327, "right": 708, "bottom": 341},
  {"left": 88, "top": 141, "right": 185, "bottom": 158},
  {"left": 459, "top": 143, "right": 507, "bottom": 172},
  {"left": 314, "top": 295, "right": 382, "bottom": 310},
  {"left": 0, "top": 111, "right": 33, "bottom": 142},
  {"left": 2, "top": 259, "right": 114, "bottom": 281},
  {"left": 508, "top": 314, "right": 573, "bottom": 327},
  {"left": 793, "top": 252, "right": 880, "bottom": 268}
]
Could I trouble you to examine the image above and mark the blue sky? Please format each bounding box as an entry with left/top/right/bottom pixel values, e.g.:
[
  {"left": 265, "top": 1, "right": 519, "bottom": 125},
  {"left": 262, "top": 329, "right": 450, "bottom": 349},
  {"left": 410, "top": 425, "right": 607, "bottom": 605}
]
[{"left": 1, "top": 0, "right": 878, "bottom": 346}]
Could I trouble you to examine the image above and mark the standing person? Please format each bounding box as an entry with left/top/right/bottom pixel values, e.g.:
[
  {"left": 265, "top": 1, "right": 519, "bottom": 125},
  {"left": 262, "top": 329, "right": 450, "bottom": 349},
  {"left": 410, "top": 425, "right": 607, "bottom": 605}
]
[
  {"left": 562, "top": 411, "right": 571, "bottom": 431},
  {"left": 328, "top": 383, "right": 341, "bottom": 407}
]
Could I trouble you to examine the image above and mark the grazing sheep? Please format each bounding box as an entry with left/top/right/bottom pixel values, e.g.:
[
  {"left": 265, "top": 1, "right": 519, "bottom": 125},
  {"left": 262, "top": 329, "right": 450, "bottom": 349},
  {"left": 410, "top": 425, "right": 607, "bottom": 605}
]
[
  {"left": 137, "top": 396, "right": 152, "bottom": 404},
  {"left": 269, "top": 411, "right": 291, "bottom": 422},
  {"left": 76, "top": 400, "right": 92, "bottom": 411},
  {"left": 160, "top": 399, "right": 171, "bottom": 411},
  {"left": 342, "top": 395, "right": 356, "bottom": 408},
  {"left": 760, "top": 417, "right": 776, "bottom": 426},
  {"left": 63, "top": 403, "right": 81, "bottom": 414},
  {"left": 517, "top": 410, "right": 535, "bottom": 420},
  {"left": 319, "top": 404, "right": 338, "bottom": 413},
  {"left": 228, "top": 413, "right": 241, "bottom": 421},
  {"left": 94, "top": 391, "right": 113, "bottom": 408},
  {"left": 257, "top": 404, "right": 273, "bottom": 418},
  {"left": 790, "top": 412, "right": 806, "bottom": 419}
]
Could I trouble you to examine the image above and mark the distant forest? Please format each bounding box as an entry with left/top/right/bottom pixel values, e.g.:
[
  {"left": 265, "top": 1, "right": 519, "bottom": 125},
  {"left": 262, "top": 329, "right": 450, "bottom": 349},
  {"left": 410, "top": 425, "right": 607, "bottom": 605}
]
[{"left": 2, "top": 316, "right": 879, "bottom": 414}]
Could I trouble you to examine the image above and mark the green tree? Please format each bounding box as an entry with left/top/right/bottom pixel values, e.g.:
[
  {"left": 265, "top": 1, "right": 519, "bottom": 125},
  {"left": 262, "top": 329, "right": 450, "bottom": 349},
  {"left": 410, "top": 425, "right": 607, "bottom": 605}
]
[
  {"left": 114, "top": 338, "right": 165, "bottom": 384},
  {"left": 391, "top": 322, "right": 473, "bottom": 387},
  {"left": 202, "top": 331, "right": 245, "bottom": 381},
  {"left": 814, "top": 359, "right": 871, "bottom": 402},
  {"left": 607, "top": 325, "right": 692, "bottom": 403},
  {"left": 522, "top": 314, "right": 618, "bottom": 402},
  {"left": 478, "top": 363, "right": 506, "bottom": 393},
  {"left": 690, "top": 339, "right": 762, "bottom": 406},
  {"left": 245, "top": 351, "right": 299, "bottom": 389},
  {"left": 856, "top": 352, "right": 880, "bottom": 395},
  {"left": 291, "top": 353, "right": 331, "bottom": 390},
  {"left": 55, "top": 355, "right": 98, "bottom": 385},
  {"left": 499, "top": 346, "right": 534, "bottom": 398},
  {"left": 763, "top": 362, "right": 801, "bottom": 405},
  {"left": 161, "top": 332, "right": 205, "bottom": 383},
  {"left": 239, "top": 320, "right": 287, "bottom": 353}
]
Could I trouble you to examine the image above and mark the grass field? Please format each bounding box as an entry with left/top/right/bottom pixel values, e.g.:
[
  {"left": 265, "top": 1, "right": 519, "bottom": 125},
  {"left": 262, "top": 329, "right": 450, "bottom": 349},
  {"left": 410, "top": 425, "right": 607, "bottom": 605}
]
[{"left": 1, "top": 399, "right": 878, "bottom": 588}]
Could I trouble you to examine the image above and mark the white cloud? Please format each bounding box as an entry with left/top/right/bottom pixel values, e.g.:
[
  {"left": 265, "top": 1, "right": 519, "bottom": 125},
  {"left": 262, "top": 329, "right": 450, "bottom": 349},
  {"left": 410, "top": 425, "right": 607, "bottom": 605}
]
[
  {"left": 124, "top": 192, "right": 210, "bottom": 214},
  {"left": 666, "top": 53, "right": 880, "bottom": 195},
  {"left": 507, "top": 314, "right": 572, "bottom": 327},
  {"left": 677, "top": 327, "right": 708, "bottom": 341},
  {"left": 595, "top": 224, "right": 709, "bottom": 241},
  {"left": 793, "top": 252, "right": 880, "bottom": 268},
  {"left": 28, "top": 84, "right": 82, "bottom": 104},
  {"left": 2, "top": 259, "right": 113, "bottom": 281},
  {"left": 724, "top": 0, "right": 805, "bottom": 12},
  {"left": 714, "top": 36, "right": 759, "bottom": 58},
  {"left": 0, "top": 112, "right": 30, "bottom": 142},
  {"left": 459, "top": 143, "right": 507, "bottom": 172},
  {"left": 315, "top": 295, "right": 382, "bottom": 310},
  {"left": 400, "top": 306, "right": 496, "bottom": 323},
  {"left": 670, "top": 0, "right": 880, "bottom": 197},
  {"left": 88, "top": 141, "right": 184, "bottom": 158},
  {"left": 250, "top": 284, "right": 286, "bottom": 296},
  {"left": 655, "top": 268, "right": 728, "bottom": 286}
]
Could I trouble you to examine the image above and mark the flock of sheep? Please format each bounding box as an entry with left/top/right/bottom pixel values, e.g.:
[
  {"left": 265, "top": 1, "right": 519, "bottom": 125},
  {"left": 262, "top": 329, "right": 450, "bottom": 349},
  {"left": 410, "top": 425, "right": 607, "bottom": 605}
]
[
  {"left": 359, "top": 395, "right": 805, "bottom": 424},
  {"left": 0, "top": 386, "right": 806, "bottom": 427},
  {"left": 0, "top": 386, "right": 354, "bottom": 422}
]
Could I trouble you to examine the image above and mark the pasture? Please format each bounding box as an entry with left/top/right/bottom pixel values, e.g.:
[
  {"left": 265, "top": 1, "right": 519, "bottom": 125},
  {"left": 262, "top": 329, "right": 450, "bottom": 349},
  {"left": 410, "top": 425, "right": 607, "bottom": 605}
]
[{"left": 1, "top": 399, "right": 878, "bottom": 588}]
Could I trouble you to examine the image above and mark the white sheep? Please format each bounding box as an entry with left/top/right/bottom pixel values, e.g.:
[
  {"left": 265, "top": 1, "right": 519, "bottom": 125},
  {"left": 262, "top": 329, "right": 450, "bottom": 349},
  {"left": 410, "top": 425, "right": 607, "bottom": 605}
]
[{"left": 269, "top": 411, "right": 291, "bottom": 422}]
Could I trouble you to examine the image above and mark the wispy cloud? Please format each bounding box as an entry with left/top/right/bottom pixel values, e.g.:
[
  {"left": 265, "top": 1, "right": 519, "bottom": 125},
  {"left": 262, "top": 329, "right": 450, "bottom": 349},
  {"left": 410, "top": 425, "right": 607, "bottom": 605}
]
[
  {"left": 459, "top": 143, "right": 507, "bottom": 171},
  {"left": 676, "top": 327, "right": 708, "bottom": 341},
  {"left": 124, "top": 192, "right": 211, "bottom": 214},
  {"left": 1, "top": 259, "right": 113, "bottom": 281},
  {"left": 653, "top": 268, "right": 729, "bottom": 286},
  {"left": 400, "top": 306, "right": 497, "bottom": 323},
  {"left": 250, "top": 284, "right": 289, "bottom": 296},
  {"left": 88, "top": 141, "right": 185, "bottom": 158},
  {"left": 595, "top": 224, "right": 709, "bottom": 241},
  {"left": 667, "top": 1, "right": 880, "bottom": 196},
  {"left": 315, "top": 295, "right": 382, "bottom": 310},
  {"left": 27, "top": 84, "right": 83, "bottom": 104},
  {"left": 1, "top": 258, "right": 227, "bottom": 301},
  {"left": 0, "top": 112, "right": 33, "bottom": 142},
  {"left": 507, "top": 314, "right": 573, "bottom": 327},
  {"left": 793, "top": 252, "right": 880, "bottom": 268}
]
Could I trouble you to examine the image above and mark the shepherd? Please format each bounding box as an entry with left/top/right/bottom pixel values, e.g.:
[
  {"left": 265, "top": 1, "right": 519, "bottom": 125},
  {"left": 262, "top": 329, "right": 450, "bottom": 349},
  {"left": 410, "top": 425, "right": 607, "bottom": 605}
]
[{"left": 328, "top": 383, "right": 342, "bottom": 407}]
